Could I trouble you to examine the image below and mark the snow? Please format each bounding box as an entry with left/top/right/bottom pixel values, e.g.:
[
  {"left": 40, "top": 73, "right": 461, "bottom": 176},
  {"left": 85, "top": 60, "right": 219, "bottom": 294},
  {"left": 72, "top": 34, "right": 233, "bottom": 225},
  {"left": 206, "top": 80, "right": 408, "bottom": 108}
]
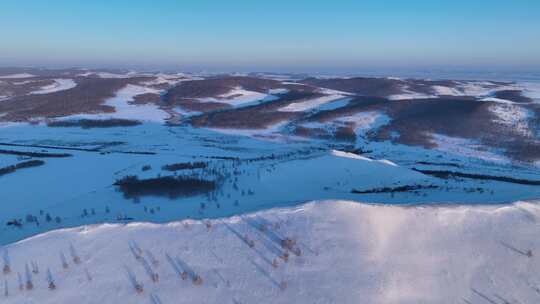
[
  {"left": 200, "top": 87, "right": 269, "bottom": 107},
  {"left": 388, "top": 85, "right": 435, "bottom": 100},
  {"left": 142, "top": 74, "right": 191, "bottom": 86},
  {"left": 317, "top": 87, "right": 354, "bottom": 96},
  {"left": 278, "top": 95, "right": 344, "bottom": 112},
  {"left": 331, "top": 150, "right": 398, "bottom": 166},
  {"left": 77, "top": 71, "right": 145, "bottom": 79},
  {"left": 432, "top": 81, "right": 522, "bottom": 99},
  {"left": 208, "top": 121, "right": 290, "bottom": 141},
  {"left": 387, "top": 92, "right": 434, "bottom": 100},
  {"left": 331, "top": 149, "right": 372, "bottom": 161},
  {"left": 267, "top": 88, "right": 289, "bottom": 95},
  {"left": 431, "top": 134, "right": 510, "bottom": 163},
  {"left": 480, "top": 97, "right": 517, "bottom": 104},
  {"left": 489, "top": 103, "right": 533, "bottom": 137},
  {"left": 432, "top": 85, "right": 463, "bottom": 96},
  {"left": 92, "top": 72, "right": 138, "bottom": 79},
  {"left": 336, "top": 111, "right": 390, "bottom": 136},
  {"left": 521, "top": 82, "right": 540, "bottom": 102},
  {"left": 60, "top": 84, "right": 168, "bottom": 123},
  {"left": 2, "top": 199, "right": 540, "bottom": 304},
  {"left": 12, "top": 80, "right": 35, "bottom": 85},
  {"left": 29, "top": 79, "right": 77, "bottom": 95},
  {"left": 0, "top": 73, "right": 35, "bottom": 79}
]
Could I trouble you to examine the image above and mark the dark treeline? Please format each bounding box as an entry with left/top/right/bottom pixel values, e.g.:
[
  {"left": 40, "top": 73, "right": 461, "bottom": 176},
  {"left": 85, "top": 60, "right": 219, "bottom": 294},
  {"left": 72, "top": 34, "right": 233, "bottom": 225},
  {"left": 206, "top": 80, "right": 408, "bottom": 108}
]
[
  {"left": 162, "top": 162, "right": 208, "bottom": 171},
  {"left": 412, "top": 168, "right": 540, "bottom": 186},
  {"left": 352, "top": 184, "right": 438, "bottom": 194},
  {"left": 114, "top": 175, "right": 216, "bottom": 199},
  {"left": 0, "top": 149, "right": 71, "bottom": 158},
  {"left": 0, "top": 160, "right": 45, "bottom": 177},
  {"left": 47, "top": 118, "right": 142, "bottom": 129}
]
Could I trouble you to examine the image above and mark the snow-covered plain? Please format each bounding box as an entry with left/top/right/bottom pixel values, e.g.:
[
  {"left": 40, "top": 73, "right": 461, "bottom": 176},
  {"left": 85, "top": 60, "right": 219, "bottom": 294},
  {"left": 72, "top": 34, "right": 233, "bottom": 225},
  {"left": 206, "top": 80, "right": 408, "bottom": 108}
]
[
  {"left": 1, "top": 72, "right": 540, "bottom": 303},
  {"left": 2, "top": 200, "right": 540, "bottom": 304},
  {"left": 1, "top": 122, "right": 540, "bottom": 246}
]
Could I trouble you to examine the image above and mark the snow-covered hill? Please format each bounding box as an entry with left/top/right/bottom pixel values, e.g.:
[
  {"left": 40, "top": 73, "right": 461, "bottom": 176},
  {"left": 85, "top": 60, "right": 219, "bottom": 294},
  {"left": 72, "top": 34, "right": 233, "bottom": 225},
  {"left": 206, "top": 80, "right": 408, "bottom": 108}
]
[{"left": 1, "top": 200, "right": 539, "bottom": 304}]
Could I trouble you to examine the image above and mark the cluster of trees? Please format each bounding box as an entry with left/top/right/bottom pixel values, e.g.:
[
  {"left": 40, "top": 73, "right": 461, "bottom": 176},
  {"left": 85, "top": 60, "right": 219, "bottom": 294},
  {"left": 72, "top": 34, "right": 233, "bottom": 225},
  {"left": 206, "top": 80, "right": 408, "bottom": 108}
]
[{"left": 0, "top": 160, "right": 45, "bottom": 177}]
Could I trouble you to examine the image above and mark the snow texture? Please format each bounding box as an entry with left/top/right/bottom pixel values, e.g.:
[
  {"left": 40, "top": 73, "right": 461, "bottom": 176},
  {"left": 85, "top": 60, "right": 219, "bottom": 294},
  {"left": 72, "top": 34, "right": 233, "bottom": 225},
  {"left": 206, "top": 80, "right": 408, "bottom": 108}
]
[
  {"left": 60, "top": 84, "right": 167, "bottom": 123},
  {"left": 2, "top": 199, "right": 540, "bottom": 304},
  {"left": 200, "top": 87, "right": 269, "bottom": 107},
  {"left": 0, "top": 73, "right": 36, "bottom": 79},
  {"left": 278, "top": 95, "right": 344, "bottom": 112},
  {"left": 30, "top": 79, "right": 77, "bottom": 95}
]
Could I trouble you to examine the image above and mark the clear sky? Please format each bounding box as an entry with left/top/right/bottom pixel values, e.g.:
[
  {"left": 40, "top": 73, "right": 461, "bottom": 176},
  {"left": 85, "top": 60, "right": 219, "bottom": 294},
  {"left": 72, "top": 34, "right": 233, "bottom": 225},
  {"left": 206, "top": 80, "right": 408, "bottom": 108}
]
[{"left": 1, "top": 0, "right": 539, "bottom": 72}]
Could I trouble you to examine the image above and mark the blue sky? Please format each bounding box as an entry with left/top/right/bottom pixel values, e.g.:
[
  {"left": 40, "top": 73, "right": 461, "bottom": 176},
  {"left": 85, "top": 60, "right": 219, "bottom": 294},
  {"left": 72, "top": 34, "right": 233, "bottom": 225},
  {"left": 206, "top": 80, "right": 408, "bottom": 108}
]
[{"left": 1, "top": 0, "right": 539, "bottom": 72}]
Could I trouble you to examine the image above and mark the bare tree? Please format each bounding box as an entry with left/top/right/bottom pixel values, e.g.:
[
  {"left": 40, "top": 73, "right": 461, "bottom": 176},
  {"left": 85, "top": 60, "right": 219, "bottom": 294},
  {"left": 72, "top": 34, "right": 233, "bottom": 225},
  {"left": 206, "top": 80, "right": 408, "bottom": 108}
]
[
  {"left": 145, "top": 250, "right": 159, "bottom": 267},
  {"left": 141, "top": 257, "right": 159, "bottom": 283},
  {"left": 60, "top": 251, "right": 69, "bottom": 269},
  {"left": 25, "top": 263, "right": 33, "bottom": 290},
  {"left": 31, "top": 261, "right": 39, "bottom": 274},
  {"left": 84, "top": 268, "right": 92, "bottom": 282},
  {"left": 70, "top": 243, "right": 81, "bottom": 264},
  {"left": 17, "top": 272, "right": 23, "bottom": 291},
  {"left": 125, "top": 267, "right": 143, "bottom": 294},
  {"left": 150, "top": 292, "right": 162, "bottom": 304},
  {"left": 2, "top": 250, "right": 10, "bottom": 274},
  {"left": 129, "top": 241, "right": 143, "bottom": 260},
  {"left": 47, "top": 269, "right": 56, "bottom": 290}
]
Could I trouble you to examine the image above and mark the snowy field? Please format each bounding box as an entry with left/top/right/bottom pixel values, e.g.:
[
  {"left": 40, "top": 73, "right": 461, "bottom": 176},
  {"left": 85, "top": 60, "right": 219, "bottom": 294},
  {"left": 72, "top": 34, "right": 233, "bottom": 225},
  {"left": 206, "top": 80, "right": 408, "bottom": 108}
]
[
  {"left": 0, "top": 121, "right": 539, "bottom": 245},
  {"left": 0, "top": 71, "right": 539, "bottom": 303},
  {"left": 2, "top": 200, "right": 540, "bottom": 304}
]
